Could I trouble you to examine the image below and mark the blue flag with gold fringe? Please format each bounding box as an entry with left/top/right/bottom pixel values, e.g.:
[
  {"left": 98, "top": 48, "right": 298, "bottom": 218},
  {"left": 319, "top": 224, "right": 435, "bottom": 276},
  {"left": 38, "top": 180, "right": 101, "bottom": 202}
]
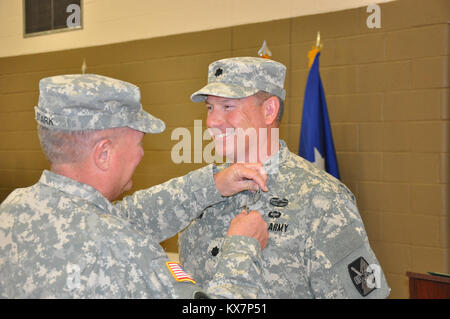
[{"left": 298, "top": 52, "right": 340, "bottom": 179}]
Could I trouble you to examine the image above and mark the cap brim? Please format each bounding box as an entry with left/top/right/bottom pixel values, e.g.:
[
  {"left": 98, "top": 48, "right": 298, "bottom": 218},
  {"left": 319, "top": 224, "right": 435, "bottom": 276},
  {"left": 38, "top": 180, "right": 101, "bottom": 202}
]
[
  {"left": 191, "top": 82, "right": 259, "bottom": 103},
  {"left": 127, "top": 109, "right": 166, "bottom": 134}
]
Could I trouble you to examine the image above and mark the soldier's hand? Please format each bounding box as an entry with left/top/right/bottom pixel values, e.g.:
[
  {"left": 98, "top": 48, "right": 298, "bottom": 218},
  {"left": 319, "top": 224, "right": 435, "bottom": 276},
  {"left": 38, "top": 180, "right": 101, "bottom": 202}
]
[
  {"left": 226, "top": 210, "right": 269, "bottom": 250},
  {"left": 214, "top": 163, "right": 268, "bottom": 197}
]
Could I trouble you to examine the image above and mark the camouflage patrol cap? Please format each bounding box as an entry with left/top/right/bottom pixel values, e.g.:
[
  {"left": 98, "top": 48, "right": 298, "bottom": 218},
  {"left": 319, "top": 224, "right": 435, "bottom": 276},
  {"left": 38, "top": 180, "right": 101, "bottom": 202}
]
[
  {"left": 35, "top": 74, "right": 165, "bottom": 133},
  {"left": 191, "top": 57, "right": 286, "bottom": 103}
]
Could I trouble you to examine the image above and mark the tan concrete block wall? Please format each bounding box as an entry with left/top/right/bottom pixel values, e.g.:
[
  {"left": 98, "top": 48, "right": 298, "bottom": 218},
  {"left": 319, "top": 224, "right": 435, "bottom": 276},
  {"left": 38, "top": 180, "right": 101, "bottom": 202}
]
[{"left": 0, "top": 0, "right": 448, "bottom": 298}]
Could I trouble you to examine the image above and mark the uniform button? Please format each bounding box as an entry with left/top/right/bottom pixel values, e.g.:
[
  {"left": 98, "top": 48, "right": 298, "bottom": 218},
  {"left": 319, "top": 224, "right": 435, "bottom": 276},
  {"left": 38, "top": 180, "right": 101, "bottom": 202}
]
[{"left": 211, "top": 246, "right": 219, "bottom": 256}]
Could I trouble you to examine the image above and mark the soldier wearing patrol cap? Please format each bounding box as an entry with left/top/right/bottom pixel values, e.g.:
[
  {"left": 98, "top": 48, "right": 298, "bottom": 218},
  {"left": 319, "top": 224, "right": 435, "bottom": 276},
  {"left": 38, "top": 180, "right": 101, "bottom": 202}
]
[
  {"left": 0, "top": 73, "right": 270, "bottom": 298},
  {"left": 179, "top": 57, "right": 391, "bottom": 298}
]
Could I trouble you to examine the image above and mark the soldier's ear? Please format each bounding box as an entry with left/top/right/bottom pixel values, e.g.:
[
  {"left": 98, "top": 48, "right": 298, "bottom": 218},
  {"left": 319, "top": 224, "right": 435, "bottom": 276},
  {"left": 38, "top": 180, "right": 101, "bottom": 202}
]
[
  {"left": 93, "top": 138, "right": 112, "bottom": 171},
  {"left": 263, "top": 96, "right": 280, "bottom": 126}
]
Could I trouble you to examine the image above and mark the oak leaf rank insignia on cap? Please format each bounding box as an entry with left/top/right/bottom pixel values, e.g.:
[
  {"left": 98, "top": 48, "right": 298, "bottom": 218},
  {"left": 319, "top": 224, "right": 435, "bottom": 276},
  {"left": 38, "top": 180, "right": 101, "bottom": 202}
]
[
  {"left": 191, "top": 57, "right": 287, "bottom": 103},
  {"left": 214, "top": 68, "right": 223, "bottom": 77}
]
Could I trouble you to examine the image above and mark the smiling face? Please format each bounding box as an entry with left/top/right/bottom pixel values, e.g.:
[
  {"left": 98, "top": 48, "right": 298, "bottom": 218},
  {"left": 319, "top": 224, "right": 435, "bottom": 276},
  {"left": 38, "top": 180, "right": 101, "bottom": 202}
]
[{"left": 205, "top": 94, "right": 279, "bottom": 163}]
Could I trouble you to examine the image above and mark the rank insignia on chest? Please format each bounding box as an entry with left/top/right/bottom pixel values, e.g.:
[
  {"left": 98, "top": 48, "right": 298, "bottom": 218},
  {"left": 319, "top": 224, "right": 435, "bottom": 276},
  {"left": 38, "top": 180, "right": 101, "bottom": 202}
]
[
  {"left": 347, "top": 257, "right": 377, "bottom": 297},
  {"left": 166, "top": 262, "right": 196, "bottom": 284}
]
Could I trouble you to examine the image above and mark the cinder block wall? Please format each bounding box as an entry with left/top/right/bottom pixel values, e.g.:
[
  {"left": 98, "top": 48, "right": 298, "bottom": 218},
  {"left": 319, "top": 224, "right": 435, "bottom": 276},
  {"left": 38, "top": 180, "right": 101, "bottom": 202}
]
[{"left": 0, "top": 0, "right": 448, "bottom": 298}]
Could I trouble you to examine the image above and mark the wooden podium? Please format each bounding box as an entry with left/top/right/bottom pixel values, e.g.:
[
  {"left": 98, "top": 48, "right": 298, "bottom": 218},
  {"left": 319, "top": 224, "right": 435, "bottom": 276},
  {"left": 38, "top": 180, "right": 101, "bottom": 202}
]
[{"left": 407, "top": 271, "right": 450, "bottom": 299}]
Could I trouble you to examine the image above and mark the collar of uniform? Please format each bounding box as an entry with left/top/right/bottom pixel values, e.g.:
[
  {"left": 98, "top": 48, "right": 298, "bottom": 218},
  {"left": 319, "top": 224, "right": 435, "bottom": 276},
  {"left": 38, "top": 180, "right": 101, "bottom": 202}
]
[
  {"left": 211, "top": 140, "right": 290, "bottom": 215},
  {"left": 39, "top": 170, "right": 116, "bottom": 214},
  {"left": 263, "top": 139, "right": 289, "bottom": 175},
  {"left": 212, "top": 139, "right": 290, "bottom": 173},
  {"left": 238, "top": 140, "right": 290, "bottom": 212}
]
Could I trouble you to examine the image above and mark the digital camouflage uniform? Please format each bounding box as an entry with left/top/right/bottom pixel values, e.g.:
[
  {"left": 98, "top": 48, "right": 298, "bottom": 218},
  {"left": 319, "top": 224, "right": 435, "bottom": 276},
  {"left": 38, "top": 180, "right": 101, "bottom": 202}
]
[
  {"left": 0, "top": 74, "right": 265, "bottom": 299},
  {"left": 179, "top": 57, "right": 391, "bottom": 299}
]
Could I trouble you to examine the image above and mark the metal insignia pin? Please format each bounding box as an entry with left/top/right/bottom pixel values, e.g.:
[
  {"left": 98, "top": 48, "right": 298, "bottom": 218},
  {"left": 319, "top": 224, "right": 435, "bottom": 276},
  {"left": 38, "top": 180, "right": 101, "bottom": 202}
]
[
  {"left": 269, "top": 197, "right": 289, "bottom": 207},
  {"left": 268, "top": 211, "right": 281, "bottom": 218}
]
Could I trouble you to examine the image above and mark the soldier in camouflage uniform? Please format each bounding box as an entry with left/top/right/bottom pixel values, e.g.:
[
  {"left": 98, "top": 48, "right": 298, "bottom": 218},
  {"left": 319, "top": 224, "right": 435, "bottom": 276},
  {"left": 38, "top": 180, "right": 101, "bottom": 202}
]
[
  {"left": 178, "top": 57, "right": 391, "bottom": 298},
  {"left": 0, "top": 74, "right": 270, "bottom": 298}
]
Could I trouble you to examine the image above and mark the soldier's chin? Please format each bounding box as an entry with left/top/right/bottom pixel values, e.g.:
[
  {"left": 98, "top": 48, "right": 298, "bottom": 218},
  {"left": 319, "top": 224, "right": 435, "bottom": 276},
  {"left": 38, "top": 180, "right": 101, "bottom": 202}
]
[
  {"left": 214, "top": 141, "right": 236, "bottom": 163},
  {"left": 122, "top": 180, "right": 133, "bottom": 193}
]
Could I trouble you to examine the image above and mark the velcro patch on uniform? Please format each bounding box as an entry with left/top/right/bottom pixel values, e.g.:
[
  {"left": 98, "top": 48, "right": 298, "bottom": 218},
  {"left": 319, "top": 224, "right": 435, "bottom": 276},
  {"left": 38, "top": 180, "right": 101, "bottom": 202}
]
[
  {"left": 320, "top": 223, "right": 364, "bottom": 266},
  {"left": 166, "top": 262, "right": 196, "bottom": 284}
]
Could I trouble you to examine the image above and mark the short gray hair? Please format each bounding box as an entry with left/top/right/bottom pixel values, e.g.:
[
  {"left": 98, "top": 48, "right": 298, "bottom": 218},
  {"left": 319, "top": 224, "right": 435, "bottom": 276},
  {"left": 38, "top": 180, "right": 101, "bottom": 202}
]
[
  {"left": 254, "top": 91, "right": 285, "bottom": 124},
  {"left": 37, "top": 125, "right": 125, "bottom": 165}
]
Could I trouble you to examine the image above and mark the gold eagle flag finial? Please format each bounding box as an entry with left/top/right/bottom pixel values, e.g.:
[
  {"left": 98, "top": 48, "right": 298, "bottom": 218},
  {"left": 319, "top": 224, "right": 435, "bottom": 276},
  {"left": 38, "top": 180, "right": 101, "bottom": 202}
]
[
  {"left": 308, "top": 31, "right": 323, "bottom": 69},
  {"left": 258, "top": 40, "right": 272, "bottom": 59}
]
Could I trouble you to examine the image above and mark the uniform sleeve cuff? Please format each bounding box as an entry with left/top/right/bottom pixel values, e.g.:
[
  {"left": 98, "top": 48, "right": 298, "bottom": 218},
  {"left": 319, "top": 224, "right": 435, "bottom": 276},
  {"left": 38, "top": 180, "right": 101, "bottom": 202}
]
[
  {"left": 220, "top": 235, "right": 261, "bottom": 261},
  {"left": 188, "top": 164, "right": 225, "bottom": 208}
]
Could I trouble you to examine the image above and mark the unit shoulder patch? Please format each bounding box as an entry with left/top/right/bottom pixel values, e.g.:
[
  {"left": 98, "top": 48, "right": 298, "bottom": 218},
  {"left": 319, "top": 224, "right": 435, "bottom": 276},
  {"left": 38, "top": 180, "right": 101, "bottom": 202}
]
[{"left": 347, "top": 257, "right": 377, "bottom": 297}]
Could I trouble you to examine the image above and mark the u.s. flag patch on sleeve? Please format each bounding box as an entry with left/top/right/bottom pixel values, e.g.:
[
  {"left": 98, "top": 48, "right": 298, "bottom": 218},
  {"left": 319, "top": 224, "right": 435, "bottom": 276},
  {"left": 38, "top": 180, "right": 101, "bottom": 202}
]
[{"left": 166, "top": 262, "right": 196, "bottom": 284}]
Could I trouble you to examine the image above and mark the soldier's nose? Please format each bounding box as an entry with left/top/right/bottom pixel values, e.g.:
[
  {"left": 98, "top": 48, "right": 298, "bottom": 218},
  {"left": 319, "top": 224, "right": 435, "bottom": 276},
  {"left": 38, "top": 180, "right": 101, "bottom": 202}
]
[{"left": 206, "top": 110, "right": 224, "bottom": 128}]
